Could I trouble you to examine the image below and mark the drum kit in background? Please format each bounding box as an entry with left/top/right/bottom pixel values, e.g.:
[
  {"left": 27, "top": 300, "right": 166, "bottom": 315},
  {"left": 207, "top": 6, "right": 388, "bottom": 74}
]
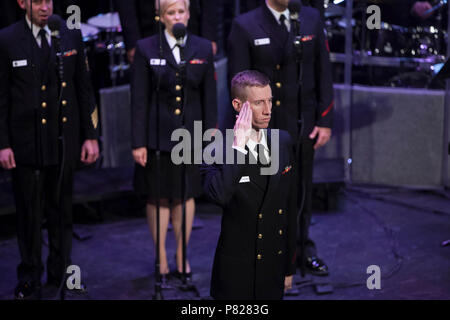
[
  {"left": 80, "top": 12, "right": 129, "bottom": 89},
  {"left": 325, "top": 1, "right": 448, "bottom": 88}
]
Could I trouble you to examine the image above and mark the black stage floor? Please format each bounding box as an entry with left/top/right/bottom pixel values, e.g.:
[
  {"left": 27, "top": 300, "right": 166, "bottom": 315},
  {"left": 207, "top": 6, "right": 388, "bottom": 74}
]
[{"left": 0, "top": 168, "right": 449, "bottom": 300}]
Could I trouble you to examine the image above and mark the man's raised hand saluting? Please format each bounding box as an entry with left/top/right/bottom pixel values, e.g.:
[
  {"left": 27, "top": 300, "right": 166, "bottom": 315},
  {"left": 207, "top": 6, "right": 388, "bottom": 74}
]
[{"left": 233, "top": 101, "right": 253, "bottom": 150}]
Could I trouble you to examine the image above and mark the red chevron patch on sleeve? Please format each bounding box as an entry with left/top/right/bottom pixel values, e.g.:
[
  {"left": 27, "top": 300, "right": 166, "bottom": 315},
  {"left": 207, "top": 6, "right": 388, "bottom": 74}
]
[{"left": 321, "top": 100, "right": 334, "bottom": 117}]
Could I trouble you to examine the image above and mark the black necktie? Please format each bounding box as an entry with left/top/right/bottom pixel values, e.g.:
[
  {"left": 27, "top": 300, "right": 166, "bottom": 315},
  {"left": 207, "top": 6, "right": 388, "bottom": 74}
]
[
  {"left": 255, "top": 144, "right": 269, "bottom": 166},
  {"left": 279, "top": 14, "right": 288, "bottom": 34},
  {"left": 38, "top": 29, "right": 50, "bottom": 65}
]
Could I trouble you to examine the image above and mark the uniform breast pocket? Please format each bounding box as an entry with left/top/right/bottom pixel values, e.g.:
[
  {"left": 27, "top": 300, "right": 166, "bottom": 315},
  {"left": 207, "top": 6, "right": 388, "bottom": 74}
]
[
  {"left": 186, "top": 63, "right": 207, "bottom": 87},
  {"left": 11, "top": 61, "right": 34, "bottom": 81},
  {"left": 301, "top": 37, "right": 316, "bottom": 59},
  {"left": 151, "top": 65, "right": 171, "bottom": 86},
  {"left": 63, "top": 55, "right": 77, "bottom": 76},
  {"left": 251, "top": 44, "right": 273, "bottom": 64}
]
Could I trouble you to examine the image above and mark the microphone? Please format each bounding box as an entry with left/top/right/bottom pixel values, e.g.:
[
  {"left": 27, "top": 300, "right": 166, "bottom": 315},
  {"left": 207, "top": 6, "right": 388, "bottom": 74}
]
[
  {"left": 289, "top": 0, "right": 303, "bottom": 72},
  {"left": 48, "top": 14, "right": 62, "bottom": 39},
  {"left": 173, "top": 23, "right": 187, "bottom": 48},
  {"left": 288, "top": 0, "right": 302, "bottom": 21}
]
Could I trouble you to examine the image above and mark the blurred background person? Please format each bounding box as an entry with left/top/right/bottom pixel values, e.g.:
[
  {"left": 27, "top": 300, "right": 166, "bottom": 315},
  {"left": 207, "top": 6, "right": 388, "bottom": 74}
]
[
  {"left": 227, "top": 0, "right": 334, "bottom": 280},
  {"left": 131, "top": 0, "right": 217, "bottom": 282},
  {"left": 0, "top": 0, "right": 99, "bottom": 299}
]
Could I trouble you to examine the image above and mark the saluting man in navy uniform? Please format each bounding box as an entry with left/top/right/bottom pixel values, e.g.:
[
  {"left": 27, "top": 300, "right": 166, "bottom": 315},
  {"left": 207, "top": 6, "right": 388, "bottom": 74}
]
[
  {"left": 227, "top": 0, "right": 334, "bottom": 278},
  {"left": 202, "top": 70, "right": 297, "bottom": 300}
]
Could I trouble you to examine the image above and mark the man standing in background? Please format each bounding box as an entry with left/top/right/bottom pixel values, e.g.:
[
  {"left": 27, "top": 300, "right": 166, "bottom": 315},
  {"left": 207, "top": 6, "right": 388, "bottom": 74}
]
[
  {"left": 227, "top": 0, "right": 334, "bottom": 282},
  {"left": 0, "top": 0, "right": 99, "bottom": 299}
]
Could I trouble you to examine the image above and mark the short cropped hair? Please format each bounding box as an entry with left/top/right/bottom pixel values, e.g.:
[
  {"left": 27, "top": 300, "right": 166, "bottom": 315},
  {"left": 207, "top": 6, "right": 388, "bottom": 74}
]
[
  {"left": 230, "top": 70, "right": 271, "bottom": 102},
  {"left": 155, "top": 0, "right": 190, "bottom": 15}
]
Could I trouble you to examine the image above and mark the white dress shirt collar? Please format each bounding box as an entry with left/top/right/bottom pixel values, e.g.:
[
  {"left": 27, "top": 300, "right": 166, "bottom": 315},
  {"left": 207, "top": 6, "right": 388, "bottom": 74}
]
[
  {"left": 25, "top": 15, "right": 51, "bottom": 47},
  {"left": 265, "top": 0, "right": 291, "bottom": 31},
  {"left": 244, "top": 129, "right": 271, "bottom": 162},
  {"left": 247, "top": 129, "right": 268, "bottom": 151},
  {"left": 164, "top": 29, "right": 188, "bottom": 64}
]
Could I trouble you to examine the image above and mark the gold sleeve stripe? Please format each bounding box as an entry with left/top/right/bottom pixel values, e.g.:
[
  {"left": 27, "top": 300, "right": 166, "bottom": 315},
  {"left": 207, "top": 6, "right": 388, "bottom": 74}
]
[{"left": 91, "top": 106, "right": 98, "bottom": 129}]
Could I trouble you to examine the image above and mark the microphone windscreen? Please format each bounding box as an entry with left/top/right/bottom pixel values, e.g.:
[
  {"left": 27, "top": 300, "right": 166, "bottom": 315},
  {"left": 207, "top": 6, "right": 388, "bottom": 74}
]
[
  {"left": 173, "top": 23, "right": 187, "bottom": 40},
  {"left": 48, "top": 14, "right": 62, "bottom": 32},
  {"left": 288, "top": 0, "right": 302, "bottom": 14}
]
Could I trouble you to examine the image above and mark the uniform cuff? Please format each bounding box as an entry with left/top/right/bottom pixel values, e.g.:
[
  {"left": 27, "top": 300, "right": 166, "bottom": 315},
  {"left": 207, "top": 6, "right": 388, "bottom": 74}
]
[{"left": 232, "top": 145, "right": 248, "bottom": 155}]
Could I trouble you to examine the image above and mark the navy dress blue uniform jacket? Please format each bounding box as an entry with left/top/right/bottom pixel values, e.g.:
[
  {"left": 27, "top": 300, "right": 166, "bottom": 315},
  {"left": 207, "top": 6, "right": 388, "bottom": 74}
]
[
  {"left": 227, "top": 4, "right": 333, "bottom": 141},
  {"left": 201, "top": 129, "right": 297, "bottom": 300},
  {"left": 131, "top": 33, "right": 217, "bottom": 152},
  {"left": 0, "top": 18, "right": 99, "bottom": 166}
]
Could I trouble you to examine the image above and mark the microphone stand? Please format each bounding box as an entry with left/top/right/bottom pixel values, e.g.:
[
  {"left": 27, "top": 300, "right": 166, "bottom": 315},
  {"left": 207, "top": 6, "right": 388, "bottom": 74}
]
[
  {"left": 153, "top": 0, "right": 164, "bottom": 300},
  {"left": 177, "top": 41, "right": 200, "bottom": 297},
  {"left": 50, "top": 23, "right": 68, "bottom": 301},
  {"left": 30, "top": 1, "right": 45, "bottom": 297},
  {"left": 291, "top": 11, "right": 307, "bottom": 278}
]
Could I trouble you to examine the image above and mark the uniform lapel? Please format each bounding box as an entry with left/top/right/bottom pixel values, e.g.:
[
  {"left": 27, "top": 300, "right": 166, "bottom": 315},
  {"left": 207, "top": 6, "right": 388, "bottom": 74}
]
[
  {"left": 282, "top": 19, "right": 296, "bottom": 63},
  {"left": 49, "top": 25, "right": 68, "bottom": 73},
  {"left": 282, "top": 10, "right": 309, "bottom": 62},
  {"left": 52, "top": 26, "right": 73, "bottom": 79},
  {"left": 260, "top": 129, "right": 283, "bottom": 212},
  {"left": 160, "top": 34, "right": 198, "bottom": 71},
  {"left": 19, "top": 19, "right": 40, "bottom": 80},
  {"left": 183, "top": 35, "right": 198, "bottom": 66},
  {"left": 41, "top": 38, "right": 57, "bottom": 83},
  {"left": 258, "top": 5, "right": 288, "bottom": 59},
  {"left": 237, "top": 144, "right": 267, "bottom": 193},
  {"left": 233, "top": 133, "right": 274, "bottom": 195},
  {"left": 161, "top": 35, "right": 178, "bottom": 69}
]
